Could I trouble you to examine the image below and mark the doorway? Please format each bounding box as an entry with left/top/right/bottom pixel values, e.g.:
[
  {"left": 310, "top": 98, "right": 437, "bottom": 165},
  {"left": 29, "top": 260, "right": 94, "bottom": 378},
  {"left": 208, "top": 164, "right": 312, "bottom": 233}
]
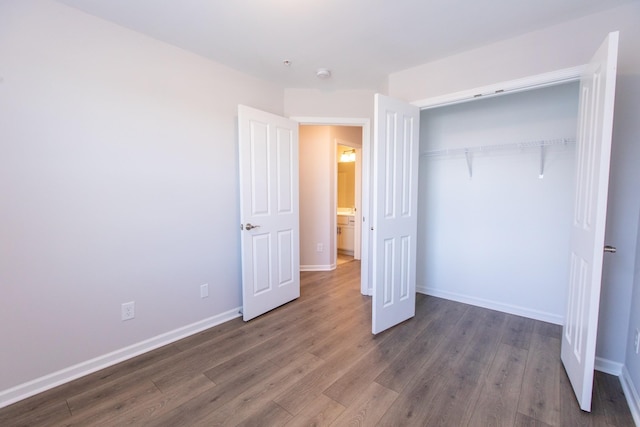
[
  {"left": 295, "top": 118, "right": 371, "bottom": 296},
  {"left": 299, "top": 126, "right": 362, "bottom": 265}
]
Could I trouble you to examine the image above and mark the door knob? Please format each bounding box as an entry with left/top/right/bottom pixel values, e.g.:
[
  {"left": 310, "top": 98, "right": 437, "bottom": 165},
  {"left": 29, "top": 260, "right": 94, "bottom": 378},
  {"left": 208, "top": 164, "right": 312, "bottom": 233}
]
[
  {"left": 604, "top": 245, "right": 617, "bottom": 253},
  {"left": 245, "top": 223, "right": 260, "bottom": 231}
]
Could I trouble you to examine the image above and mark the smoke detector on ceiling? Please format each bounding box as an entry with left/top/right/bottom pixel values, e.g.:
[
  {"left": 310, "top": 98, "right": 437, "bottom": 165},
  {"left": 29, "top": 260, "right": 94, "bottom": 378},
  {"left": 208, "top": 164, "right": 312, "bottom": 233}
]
[{"left": 316, "top": 68, "right": 332, "bottom": 79}]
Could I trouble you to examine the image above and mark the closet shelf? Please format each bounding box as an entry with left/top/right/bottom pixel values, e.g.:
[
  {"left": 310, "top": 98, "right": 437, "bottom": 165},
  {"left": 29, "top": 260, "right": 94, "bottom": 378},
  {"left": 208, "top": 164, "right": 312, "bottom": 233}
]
[
  {"left": 421, "top": 137, "right": 576, "bottom": 179},
  {"left": 420, "top": 137, "right": 576, "bottom": 158}
]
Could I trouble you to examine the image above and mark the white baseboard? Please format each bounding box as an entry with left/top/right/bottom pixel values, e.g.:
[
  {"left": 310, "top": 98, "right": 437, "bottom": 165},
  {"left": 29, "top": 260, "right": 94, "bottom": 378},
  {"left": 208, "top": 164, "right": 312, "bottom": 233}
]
[
  {"left": 417, "top": 286, "right": 564, "bottom": 325},
  {"left": 595, "top": 357, "right": 623, "bottom": 376},
  {"left": 621, "top": 366, "right": 640, "bottom": 427},
  {"left": 0, "top": 307, "right": 242, "bottom": 409},
  {"left": 301, "top": 264, "right": 336, "bottom": 272}
]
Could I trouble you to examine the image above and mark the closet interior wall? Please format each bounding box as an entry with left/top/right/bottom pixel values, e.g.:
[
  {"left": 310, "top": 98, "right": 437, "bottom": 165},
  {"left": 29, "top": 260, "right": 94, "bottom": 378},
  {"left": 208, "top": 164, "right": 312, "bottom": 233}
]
[{"left": 417, "top": 83, "right": 580, "bottom": 323}]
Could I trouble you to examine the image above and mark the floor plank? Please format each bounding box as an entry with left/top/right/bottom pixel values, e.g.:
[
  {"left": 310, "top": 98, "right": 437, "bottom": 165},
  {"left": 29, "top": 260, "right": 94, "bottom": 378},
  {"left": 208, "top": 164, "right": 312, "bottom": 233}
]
[
  {"left": 595, "top": 370, "right": 636, "bottom": 427},
  {"left": 284, "top": 394, "right": 345, "bottom": 427},
  {"left": 514, "top": 412, "right": 555, "bottom": 427},
  {"left": 559, "top": 365, "right": 598, "bottom": 427},
  {"left": 377, "top": 369, "right": 449, "bottom": 426},
  {"left": 468, "top": 343, "right": 528, "bottom": 427},
  {"left": 234, "top": 401, "right": 292, "bottom": 427},
  {"left": 57, "top": 381, "right": 160, "bottom": 426},
  {"left": 322, "top": 314, "right": 425, "bottom": 407},
  {"left": 0, "top": 399, "right": 70, "bottom": 427},
  {"left": 517, "top": 332, "right": 562, "bottom": 426},
  {"left": 115, "top": 374, "right": 216, "bottom": 425},
  {"left": 502, "top": 315, "right": 535, "bottom": 350},
  {"left": 328, "top": 382, "right": 398, "bottom": 426},
  {"left": 197, "top": 352, "right": 323, "bottom": 426},
  {"left": 374, "top": 297, "right": 468, "bottom": 393}
]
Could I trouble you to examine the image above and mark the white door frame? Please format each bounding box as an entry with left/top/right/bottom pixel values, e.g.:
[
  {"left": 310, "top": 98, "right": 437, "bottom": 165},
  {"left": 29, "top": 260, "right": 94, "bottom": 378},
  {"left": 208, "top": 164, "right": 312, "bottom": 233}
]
[
  {"left": 413, "top": 65, "right": 586, "bottom": 110},
  {"left": 292, "top": 117, "right": 372, "bottom": 296}
]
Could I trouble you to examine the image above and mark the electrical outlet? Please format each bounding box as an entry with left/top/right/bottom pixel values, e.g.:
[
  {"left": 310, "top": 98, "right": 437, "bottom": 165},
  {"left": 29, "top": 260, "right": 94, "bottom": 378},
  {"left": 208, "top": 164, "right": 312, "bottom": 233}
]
[
  {"left": 121, "top": 301, "right": 135, "bottom": 321},
  {"left": 317, "top": 243, "right": 323, "bottom": 252},
  {"left": 200, "top": 283, "right": 209, "bottom": 299},
  {"left": 634, "top": 328, "right": 640, "bottom": 354}
]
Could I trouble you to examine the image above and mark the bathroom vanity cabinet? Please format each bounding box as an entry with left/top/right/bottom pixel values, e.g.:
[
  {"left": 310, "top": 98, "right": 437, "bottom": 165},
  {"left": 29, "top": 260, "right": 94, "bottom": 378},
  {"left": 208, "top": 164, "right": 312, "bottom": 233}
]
[{"left": 337, "top": 214, "right": 355, "bottom": 255}]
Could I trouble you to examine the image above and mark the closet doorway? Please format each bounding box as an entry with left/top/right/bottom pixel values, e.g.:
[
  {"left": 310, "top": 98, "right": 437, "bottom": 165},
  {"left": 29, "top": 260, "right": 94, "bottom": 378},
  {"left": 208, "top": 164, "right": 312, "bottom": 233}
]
[
  {"left": 391, "top": 32, "right": 618, "bottom": 412},
  {"left": 417, "top": 82, "right": 580, "bottom": 324}
]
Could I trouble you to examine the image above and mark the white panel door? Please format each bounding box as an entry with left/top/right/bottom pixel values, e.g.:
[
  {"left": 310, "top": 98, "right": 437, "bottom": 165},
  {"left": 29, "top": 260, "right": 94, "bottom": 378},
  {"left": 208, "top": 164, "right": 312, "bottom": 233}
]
[
  {"left": 561, "top": 32, "right": 618, "bottom": 412},
  {"left": 238, "top": 105, "right": 300, "bottom": 321},
  {"left": 372, "top": 94, "right": 420, "bottom": 334}
]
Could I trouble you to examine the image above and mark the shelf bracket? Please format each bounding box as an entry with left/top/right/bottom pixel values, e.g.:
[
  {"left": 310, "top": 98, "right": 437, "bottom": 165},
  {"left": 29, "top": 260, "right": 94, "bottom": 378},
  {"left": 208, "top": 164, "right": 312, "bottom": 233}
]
[
  {"left": 465, "top": 149, "right": 473, "bottom": 178},
  {"left": 539, "top": 145, "right": 545, "bottom": 179}
]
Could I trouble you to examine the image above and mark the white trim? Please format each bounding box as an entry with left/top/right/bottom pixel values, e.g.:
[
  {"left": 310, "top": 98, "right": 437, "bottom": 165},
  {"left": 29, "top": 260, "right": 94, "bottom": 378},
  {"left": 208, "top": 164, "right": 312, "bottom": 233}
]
[
  {"left": 0, "top": 307, "right": 241, "bottom": 409},
  {"left": 413, "top": 65, "right": 586, "bottom": 110},
  {"left": 301, "top": 264, "right": 336, "bottom": 272},
  {"left": 292, "top": 116, "right": 371, "bottom": 297},
  {"left": 292, "top": 117, "right": 369, "bottom": 126},
  {"left": 621, "top": 366, "right": 640, "bottom": 427},
  {"left": 417, "top": 286, "right": 563, "bottom": 325},
  {"left": 594, "top": 357, "right": 623, "bottom": 376}
]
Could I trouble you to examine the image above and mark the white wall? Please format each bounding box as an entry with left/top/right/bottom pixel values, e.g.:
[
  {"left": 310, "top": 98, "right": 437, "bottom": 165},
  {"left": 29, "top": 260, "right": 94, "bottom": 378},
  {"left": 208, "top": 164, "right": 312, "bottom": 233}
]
[
  {"left": 390, "top": 2, "right": 640, "bottom": 368},
  {"left": 299, "top": 126, "right": 334, "bottom": 270},
  {"left": 332, "top": 127, "right": 363, "bottom": 149},
  {"left": 388, "top": 3, "right": 640, "bottom": 103},
  {"left": 284, "top": 89, "right": 375, "bottom": 120},
  {"left": 418, "top": 83, "right": 579, "bottom": 323},
  {"left": 0, "top": 0, "right": 283, "bottom": 402}
]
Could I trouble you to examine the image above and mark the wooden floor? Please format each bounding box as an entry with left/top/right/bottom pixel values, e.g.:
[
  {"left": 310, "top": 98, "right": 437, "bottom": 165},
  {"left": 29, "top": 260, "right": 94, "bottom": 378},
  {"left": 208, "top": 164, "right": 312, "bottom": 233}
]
[
  {"left": 336, "top": 253, "right": 354, "bottom": 266},
  {"left": 1, "top": 261, "right": 634, "bottom": 426}
]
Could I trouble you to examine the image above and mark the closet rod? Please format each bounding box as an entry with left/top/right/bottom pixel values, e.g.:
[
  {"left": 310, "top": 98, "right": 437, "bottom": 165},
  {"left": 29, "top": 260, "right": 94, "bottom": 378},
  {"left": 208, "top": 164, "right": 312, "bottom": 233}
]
[{"left": 421, "top": 137, "right": 576, "bottom": 158}]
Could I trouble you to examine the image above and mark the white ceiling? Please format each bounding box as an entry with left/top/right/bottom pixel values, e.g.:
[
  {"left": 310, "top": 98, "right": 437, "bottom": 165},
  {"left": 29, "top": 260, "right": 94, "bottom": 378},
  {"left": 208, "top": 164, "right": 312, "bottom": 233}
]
[{"left": 55, "top": 0, "right": 636, "bottom": 91}]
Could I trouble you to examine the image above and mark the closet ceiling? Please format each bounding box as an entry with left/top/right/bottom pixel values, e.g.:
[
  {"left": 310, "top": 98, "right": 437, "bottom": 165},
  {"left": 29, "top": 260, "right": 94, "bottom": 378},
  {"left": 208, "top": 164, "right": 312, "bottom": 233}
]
[{"left": 55, "top": 0, "right": 636, "bottom": 91}]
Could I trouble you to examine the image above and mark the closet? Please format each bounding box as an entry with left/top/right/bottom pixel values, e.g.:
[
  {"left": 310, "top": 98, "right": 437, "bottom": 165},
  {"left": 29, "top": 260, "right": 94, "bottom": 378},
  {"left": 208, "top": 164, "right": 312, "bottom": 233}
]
[{"left": 416, "top": 82, "right": 580, "bottom": 323}]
